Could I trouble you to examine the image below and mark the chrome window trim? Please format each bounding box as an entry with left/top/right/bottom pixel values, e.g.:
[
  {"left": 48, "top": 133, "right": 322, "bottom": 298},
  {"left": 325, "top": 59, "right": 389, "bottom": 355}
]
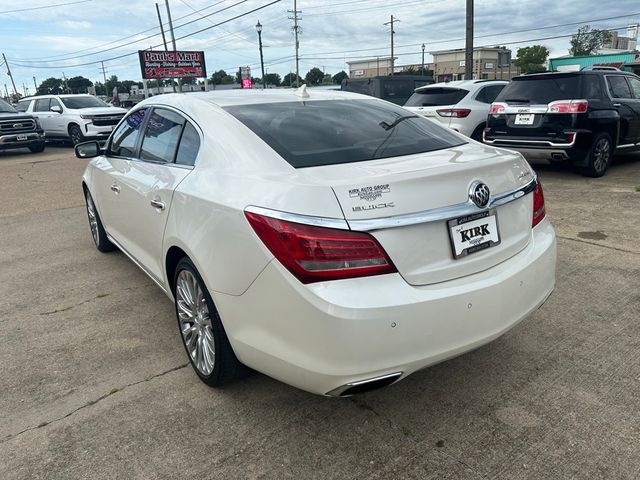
[
  {"left": 347, "top": 177, "right": 537, "bottom": 232},
  {"left": 244, "top": 205, "right": 350, "bottom": 230}
]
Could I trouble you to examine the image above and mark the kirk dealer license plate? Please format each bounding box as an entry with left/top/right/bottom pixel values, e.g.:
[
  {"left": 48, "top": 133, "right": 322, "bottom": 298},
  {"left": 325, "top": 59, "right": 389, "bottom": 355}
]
[
  {"left": 448, "top": 210, "right": 501, "bottom": 259},
  {"left": 515, "top": 113, "right": 535, "bottom": 125}
]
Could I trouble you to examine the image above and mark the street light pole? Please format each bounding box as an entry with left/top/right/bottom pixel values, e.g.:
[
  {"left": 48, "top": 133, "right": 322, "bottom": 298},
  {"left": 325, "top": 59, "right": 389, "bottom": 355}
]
[
  {"left": 256, "top": 20, "right": 266, "bottom": 89},
  {"left": 421, "top": 44, "right": 425, "bottom": 75}
]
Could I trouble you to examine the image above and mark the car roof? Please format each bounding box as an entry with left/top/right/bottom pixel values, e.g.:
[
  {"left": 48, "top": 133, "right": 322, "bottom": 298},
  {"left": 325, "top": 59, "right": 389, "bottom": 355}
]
[
  {"left": 415, "top": 79, "right": 507, "bottom": 91},
  {"left": 139, "top": 88, "right": 374, "bottom": 108}
]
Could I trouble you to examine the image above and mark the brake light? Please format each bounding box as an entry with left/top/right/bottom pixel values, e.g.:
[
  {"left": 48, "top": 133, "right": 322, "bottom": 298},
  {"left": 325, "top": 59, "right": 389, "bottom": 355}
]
[
  {"left": 547, "top": 99, "right": 588, "bottom": 114},
  {"left": 489, "top": 102, "right": 507, "bottom": 114},
  {"left": 245, "top": 211, "right": 397, "bottom": 284},
  {"left": 532, "top": 181, "right": 546, "bottom": 227},
  {"left": 436, "top": 108, "right": 471, "bottom": 118}
]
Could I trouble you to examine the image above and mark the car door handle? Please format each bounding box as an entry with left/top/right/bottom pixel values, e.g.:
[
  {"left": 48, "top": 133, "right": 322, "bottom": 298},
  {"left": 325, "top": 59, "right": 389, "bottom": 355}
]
[
  {"left": 613, "top": 103, "right": 621, "bottom": 108},
  {"left": 110, "top": 184, "right": 120, "bottom": 193},
  {"left": 150, "top": 199, "right": 165, "bottom": 210}
]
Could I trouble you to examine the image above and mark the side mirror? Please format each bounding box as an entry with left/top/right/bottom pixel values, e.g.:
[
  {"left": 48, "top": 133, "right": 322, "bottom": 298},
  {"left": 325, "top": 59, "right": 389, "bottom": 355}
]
[
  {"left": 75, "top": 140, "right": 102, "bottom": 159},
  {"left": 50, "top": 105, "right": 63, "bottom": 113}
]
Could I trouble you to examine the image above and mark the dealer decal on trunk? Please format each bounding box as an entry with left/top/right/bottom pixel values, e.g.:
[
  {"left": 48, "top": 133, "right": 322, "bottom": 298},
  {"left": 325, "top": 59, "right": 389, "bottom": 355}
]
[{"left": 349, "top": 184, "right": 390, "bottom": 202}]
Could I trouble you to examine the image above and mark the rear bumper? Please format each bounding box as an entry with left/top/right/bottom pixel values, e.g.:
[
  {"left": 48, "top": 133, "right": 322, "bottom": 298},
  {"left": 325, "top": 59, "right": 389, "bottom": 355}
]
[
  {"left": 0, "top": 131, "right": 45, "bottom": 150},
  {"left": 214, "top": 219, "right": 557, "bottom": 395}
]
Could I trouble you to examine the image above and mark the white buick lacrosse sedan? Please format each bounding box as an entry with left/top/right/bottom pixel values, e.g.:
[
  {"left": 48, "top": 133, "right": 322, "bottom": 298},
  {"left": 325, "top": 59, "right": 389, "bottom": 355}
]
[{"left": 76, "top": 87, "right": 556, "bottom": 396}]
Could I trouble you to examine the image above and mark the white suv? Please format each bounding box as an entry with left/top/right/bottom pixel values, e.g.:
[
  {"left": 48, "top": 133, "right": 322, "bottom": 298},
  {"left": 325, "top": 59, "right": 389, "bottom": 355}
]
[
  {"left": 403, "top": 80, "right": 508, "bottom": 140},
  {"left": 17, "top": 94, "right": 127, "bottom": 145}
]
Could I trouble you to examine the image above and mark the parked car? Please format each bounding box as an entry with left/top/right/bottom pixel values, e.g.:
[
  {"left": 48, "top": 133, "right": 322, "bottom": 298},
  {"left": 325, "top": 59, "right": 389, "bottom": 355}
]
[
  {"left": 0, "top": 97, "right": 45, "bottom": 153},
  {"left": 75, "top": 88, "right": 556, "bottom": 396},
  {"left": 404, "top": 80, "right": 508, "bottom": 140},
  {"left": 341, "top": 75, "right": 434, "bottom": 105},
  {"left": 17, "top": 94, "right": 127, "bottom": 145},
  {"left": 483, "top": 69, "right": 640, "bottom": 177}
]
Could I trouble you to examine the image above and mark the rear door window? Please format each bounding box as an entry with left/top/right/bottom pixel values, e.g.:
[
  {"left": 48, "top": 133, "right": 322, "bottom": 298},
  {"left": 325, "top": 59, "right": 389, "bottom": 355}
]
[
  {"left": 175, "top": 123, "right": 200, "bottom": 166},
  {"left": 34, "top": 99, "right": 50, "bottom": 112},
  {"left": 139, "top": 108, "right": 184, "bottom": 163},
  {"left": 496, "top": 75, "right": 581, "bottom": 104},
  {"left": 626, "top": 76, "right": 640, "bottom": 98},
  {"left": 405, "top": 88, "right": 468, "bottom": 107},
  {"left": 475, "top": 84, "right": 506, "bottom": 103},
  {"left": 108, "top": 108, "right": 148, "bottom": 157},
  {"left": 606, "top": 76, "right": 633, "bottom": 99},
  {"left": 225, "top": 99, "right": 466, "bottom": 168}
]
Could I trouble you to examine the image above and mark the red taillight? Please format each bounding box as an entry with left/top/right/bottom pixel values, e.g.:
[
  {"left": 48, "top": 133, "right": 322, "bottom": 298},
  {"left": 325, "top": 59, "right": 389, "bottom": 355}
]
[
  {"left": 245, "top": 211, "right": 397, "bottom": 284},
  {"left": 436, "top": 108, "right": 471, "bottom": 118},
  {"left": 489, "top": 102, "right": 507, "bottom": 115},
  {"left": 547, "top": 99, "right": 588, "bottom": 114},
  {"left": 532, "top": 182, "right": 546, "bottom": 227}
]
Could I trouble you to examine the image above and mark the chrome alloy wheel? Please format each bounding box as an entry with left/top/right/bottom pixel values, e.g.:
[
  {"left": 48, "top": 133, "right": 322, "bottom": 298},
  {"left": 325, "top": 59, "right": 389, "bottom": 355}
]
[
  {"left": 176, "top": 269, "right": 215, "bottom": 375},
  {"left": 85, "top": 194, "right": 99, "bottom": 245},
  {"left": 593, "top": 137, "right": 610, "bottom": 173}
]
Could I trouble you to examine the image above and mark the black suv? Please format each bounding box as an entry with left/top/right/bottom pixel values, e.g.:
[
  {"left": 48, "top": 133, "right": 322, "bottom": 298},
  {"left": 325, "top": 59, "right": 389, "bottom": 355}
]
[
  {"left": 0, "top": 97, "right": 45, "bottom": 153},
  {"left": 483, "top": 69, "right": 640, "bottom": 177}
]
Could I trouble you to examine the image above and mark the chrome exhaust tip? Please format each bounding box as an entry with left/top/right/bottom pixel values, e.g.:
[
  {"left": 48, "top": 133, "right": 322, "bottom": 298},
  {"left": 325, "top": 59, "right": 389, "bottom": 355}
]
[{"left": 325, "top": 372, "right": 403, "bottom": 397}]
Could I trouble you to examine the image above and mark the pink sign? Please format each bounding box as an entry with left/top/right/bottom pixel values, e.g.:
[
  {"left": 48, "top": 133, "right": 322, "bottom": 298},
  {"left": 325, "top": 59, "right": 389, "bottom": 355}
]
[{"left": 242, "top": 78, "right": 253, "bottom": 89}]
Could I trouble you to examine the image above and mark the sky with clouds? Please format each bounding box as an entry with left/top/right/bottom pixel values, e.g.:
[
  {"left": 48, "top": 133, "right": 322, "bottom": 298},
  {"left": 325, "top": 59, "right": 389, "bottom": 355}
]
[{"left": 1, "top": 0, "right": 639, "bottom": 93}]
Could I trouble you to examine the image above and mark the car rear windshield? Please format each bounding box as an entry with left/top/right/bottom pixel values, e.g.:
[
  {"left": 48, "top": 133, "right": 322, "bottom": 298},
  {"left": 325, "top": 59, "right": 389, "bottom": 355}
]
[
  {"left": 60, "top": 96, "right": 110, "bottom": 109},
  {"left": 404, "top": 88, "right": 468, "bottom": 107},
  {"left": 224, "top": 99, "right": 466, "bottom": 168},
  {"left": 495, "top": 74, "right": 582, "bottom": 104}
]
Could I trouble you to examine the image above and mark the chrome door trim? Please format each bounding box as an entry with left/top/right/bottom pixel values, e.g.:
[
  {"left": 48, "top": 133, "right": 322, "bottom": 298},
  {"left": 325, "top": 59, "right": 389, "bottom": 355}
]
[
  {"left": 244, "top": 205, "right": 350, "bottom": 230},
  {"left": 106, "top": 233, "right": 167, "bottom": 293},
  {"left": 347, "top": 177, "right": 537, "bottom": 232}
]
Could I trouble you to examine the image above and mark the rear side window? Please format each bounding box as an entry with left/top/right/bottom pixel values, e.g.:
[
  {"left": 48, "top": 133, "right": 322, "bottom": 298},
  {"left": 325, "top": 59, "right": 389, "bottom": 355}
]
[
  {"left": 225, "top": 99, "right": 466, "bottom": 168},
  {"left": 496, "top": 75, "right": 581, "bottom": 104},
  {"left": 606, "top": 76, "right": 632, "bottom": 99},
  {"left": 34, "top": 99, "right": 50, "bottom": 112},
  {"left": 15, "top": 100, "right": 31, "bottom": 112},
  {"left": 109, "top": 108, "right": 148, "bottom": 157},
  {"left": 582, "top": 76, "right": 605, "bottom": 100},
  {"left": 405, "top": 88, "right": 468, "bottom": 107},
  {"left": 175, "top": 123, "right": 200, "bottom": 166},
  {"left": 139, "top": 108, "right": 184, "bottom": 163},
  {"left": 627, "top": 77, "right": 640, "bottom": 98},
  {"left": 475, "top": 85, "right": 506, "bottom": 104}
]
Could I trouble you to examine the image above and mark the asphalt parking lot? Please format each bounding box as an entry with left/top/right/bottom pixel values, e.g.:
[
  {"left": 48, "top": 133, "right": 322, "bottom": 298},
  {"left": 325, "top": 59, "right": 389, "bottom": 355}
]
[{"left": 1, "top": 146, "right": 639, "bottom": 480}]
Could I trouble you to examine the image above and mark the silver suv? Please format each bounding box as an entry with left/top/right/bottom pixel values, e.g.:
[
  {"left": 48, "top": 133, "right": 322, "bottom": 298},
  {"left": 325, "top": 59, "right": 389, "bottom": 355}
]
[{"left": 17, "top": 94, "right": 127, "bottom": 145}]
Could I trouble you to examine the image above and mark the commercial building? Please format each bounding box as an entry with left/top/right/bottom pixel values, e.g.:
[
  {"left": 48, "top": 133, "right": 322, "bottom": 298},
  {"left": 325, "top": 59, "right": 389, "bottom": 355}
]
[
  {"left": 346, "top": 57, "right": 397, "bottom": 78},
  {"left": 429, "top": 47, "right": 520, "bottom": 82},
  {"left": 549, "top": 51, "right": 640, "bottom": 72}
]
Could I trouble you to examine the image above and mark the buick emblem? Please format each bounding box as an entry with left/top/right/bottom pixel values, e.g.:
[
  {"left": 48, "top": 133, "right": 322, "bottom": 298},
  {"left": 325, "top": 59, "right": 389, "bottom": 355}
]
[{"left": 469, "top": 181, "right": 490, "bottom": 208}]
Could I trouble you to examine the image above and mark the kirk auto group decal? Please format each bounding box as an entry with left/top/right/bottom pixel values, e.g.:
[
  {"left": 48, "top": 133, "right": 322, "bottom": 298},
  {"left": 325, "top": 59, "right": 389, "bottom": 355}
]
[{"left": 138, "top": 50, "right": 207, "bottom": 79}]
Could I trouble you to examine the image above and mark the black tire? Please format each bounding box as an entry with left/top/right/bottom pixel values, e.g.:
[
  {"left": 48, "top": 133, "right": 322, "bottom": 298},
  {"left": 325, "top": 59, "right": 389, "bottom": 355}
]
[
  {"left": 69, "top": 124, "right": 84, "bottom": 146},
  {"left": 471, "top": 124, "right": 485, "bottom": 142},
  {"left": 28, "top": 143, "right": 45, "bottom": 153},
  {"left": 173, "top": 257, "right": 247, "bottom": 387},
  {"left": 84, "top": 190, "right": 116, "bottom": 252},
  {"left": 580, "top": 133, "right": 612, "bottom": 178}
]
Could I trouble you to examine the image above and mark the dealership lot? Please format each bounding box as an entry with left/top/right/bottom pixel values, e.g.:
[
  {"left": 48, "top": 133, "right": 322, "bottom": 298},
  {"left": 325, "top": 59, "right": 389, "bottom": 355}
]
[{"left": 0, "top": 147, "right": 639, "bottom": 479}]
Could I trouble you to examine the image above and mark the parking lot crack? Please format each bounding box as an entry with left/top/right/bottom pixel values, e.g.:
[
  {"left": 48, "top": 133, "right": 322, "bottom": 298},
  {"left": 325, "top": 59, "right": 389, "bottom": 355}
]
[
  {"left": 1, "top": 363, "right": 189, "bottom": 444},
  {"left": 556, "top": 235, "right": 639, "bottom": 255}
]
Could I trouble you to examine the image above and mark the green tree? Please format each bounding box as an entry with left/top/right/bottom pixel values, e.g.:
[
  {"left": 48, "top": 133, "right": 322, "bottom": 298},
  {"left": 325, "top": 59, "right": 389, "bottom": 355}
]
[
  {"left": 569, "top": 26, "right": 613, "bottom": 56},
  {"left": 322, "top": 74, "right": 332, "bottom": 85},
  {"left": 513, "top": 45, "right": 549, "bottom": 73},
  {"left": 66, "top": 76, "right": 93, "bottom": 94},
  {"left": 305, "top": 67, "right": 324, "bottom": 86},
  {"left": 332, "top": 70, "right": 349, "bottom": 84},
  {"left": 104, "top": 75, "right": 121, "bottom": 94},
  {"left": 210, "top": 70, "right": 227, "bottom": 85},
  {"left": 121, "top": 80, "right": 139, "bottom": 92},
  {"left": 36, "top": 77, "right": 64, "bottom": 95},
  {"left": 221, "top": 75, "right": 235, "bottom": 85},
  {"left": 283, "top": 72, "right": 303, "bottom": 87},
  {"left": 264, "top": 73, "right": 281, "bottom": 86}
]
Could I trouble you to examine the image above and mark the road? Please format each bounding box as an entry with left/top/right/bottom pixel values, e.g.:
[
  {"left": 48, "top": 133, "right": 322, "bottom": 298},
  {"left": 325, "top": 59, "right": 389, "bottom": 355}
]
[{"left": 1, "top": 146, "right": 639, "bottom": 479}]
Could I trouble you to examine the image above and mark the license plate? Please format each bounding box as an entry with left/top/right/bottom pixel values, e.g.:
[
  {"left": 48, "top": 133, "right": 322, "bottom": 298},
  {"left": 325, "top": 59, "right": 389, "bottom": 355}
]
[
  {"left": 515, "top": 113, "right": 535, "bottom": 125},
  {"left": 16, "top": 134, "right": 27, "bottom": 141},
  {"left": 448, "top": 210, "right": 501, "bottom": 259}
]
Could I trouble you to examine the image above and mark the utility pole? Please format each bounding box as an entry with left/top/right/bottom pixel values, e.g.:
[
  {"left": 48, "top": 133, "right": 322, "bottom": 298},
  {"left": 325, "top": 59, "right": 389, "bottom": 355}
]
[
  {"left": 421, "top": 43, "right": 425, "bottom": 75},
  {"left": 164, "top": 0, "right": 180, "bottom": 92},
  {"left": 383, "top": 16, "right": 397, "bottom": 75},
  {"left": 465, "top": 0, "right": 474, "bottom": 80},
  {"left": 100, "top": 61, "right": 107, "bottom": 83},
  {"left": 288, "top": 1, "right": 302, "bottom": 87},
  {"left": 155, "top": 3, "right": 169, "bottom": 50},
  {"left": 62, "top": 71, "right": 69, "bottom": 93},
  {"left": 2, "top": 53, "right": 18, "bottom": 98},
  {"left": 33, "top": 76, "right": 37, "bottom": 92}
]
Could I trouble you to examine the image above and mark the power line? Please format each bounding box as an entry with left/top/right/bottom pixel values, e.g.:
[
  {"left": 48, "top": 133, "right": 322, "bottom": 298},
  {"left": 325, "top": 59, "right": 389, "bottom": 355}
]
[
  {"left": 0, "top": 0, "right": 93, "bottom": 15},
  {"left": 8, "top": 0, "right": 282, "bottom": 70}
]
